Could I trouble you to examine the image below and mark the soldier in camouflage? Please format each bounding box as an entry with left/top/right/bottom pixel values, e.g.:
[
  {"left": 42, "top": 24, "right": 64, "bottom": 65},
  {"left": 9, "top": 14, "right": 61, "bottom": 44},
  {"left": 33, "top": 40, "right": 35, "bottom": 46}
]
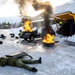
[{"left": 0, "top": 57, "right": 41, "bottom": 72}]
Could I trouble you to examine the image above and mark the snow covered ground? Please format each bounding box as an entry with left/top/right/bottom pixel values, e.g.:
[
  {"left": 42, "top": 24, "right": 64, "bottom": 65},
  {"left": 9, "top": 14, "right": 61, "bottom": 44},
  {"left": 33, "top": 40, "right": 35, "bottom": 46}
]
[
  {"left": 0, "top": 27, "right": 75, "bottom": 75},
  {"left": 67, "top": 35, "right": 75, "bottom": 42}
]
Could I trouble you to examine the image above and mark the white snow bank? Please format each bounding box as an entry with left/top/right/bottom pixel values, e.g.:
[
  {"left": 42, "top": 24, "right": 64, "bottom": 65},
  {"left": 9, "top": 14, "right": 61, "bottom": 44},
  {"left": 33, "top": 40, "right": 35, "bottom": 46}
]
[
  {"left": 38, "top": 27, "right": 42, "bottom": 34},
  {"left": 32, "top": 27, "right": 42, "bottom": 34},
  {"left": 51, "top": 24, "right": 57, "bottom": 32},
  {"left": 9, "top": 27, "right": 23, "bottom": 36},
  {"left": 55, "top": 34, "right": 75, "bottom": 43},
  {"left": 51, "top": 24, "right": 62, "bottom": 37},
  {"left": 32, "top": 27, "right": 37, "bottom": 31},
  {"left": 67, "top": 34, "right": 75, "bottom": 42}
]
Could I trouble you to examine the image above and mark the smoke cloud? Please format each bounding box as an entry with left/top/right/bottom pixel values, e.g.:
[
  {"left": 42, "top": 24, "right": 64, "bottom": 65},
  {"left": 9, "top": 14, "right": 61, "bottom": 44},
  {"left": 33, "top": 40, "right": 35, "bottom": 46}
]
[
  {"left": 14, "top": 0, "right": 32, "bottom": 15},
  {"left": 14, "top": 0, "right": 54, "bottom": 34},
  {"left": 32, "top": 1, "right": 54, "bottom": 34},
  {"left": 0, "top": 0, "right": 7, "bottom": 5}
]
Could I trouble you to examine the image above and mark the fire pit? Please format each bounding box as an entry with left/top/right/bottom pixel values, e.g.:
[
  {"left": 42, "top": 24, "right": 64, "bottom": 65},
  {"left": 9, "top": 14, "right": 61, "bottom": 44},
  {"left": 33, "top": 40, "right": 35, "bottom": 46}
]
[
  {"left": 42, "top": 33, "right": 55, "bottom": 47},
  {"left": 43, "top": 42, "right": 55, "bottom": 47}
]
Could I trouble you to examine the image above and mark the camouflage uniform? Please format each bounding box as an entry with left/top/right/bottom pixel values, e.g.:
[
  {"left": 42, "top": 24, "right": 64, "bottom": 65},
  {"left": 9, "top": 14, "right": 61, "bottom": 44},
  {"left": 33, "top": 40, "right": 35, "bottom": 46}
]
[{"left": 0, "top": 57, "right": 41, "bottom": 72}]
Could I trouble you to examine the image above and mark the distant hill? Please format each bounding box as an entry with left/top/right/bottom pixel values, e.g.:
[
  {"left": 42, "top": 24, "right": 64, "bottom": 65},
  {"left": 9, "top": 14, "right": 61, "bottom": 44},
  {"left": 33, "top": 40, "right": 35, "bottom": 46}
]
[{"left": 0, "top": 16, "right": 22, "bottom": 24}]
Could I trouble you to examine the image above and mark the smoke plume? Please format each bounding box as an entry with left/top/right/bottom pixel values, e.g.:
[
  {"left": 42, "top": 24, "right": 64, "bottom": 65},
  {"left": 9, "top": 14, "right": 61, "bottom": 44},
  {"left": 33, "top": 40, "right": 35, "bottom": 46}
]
[
  {"left": 32, "top": 1, "right": 54, "bottom": 34},
  {"left": 0, "top": 0, "right": 7, "bottom": 5},
  {"left": 14, "top": 0, "right": 54, "bottom": 34},
  {"left": 14, "top": 0, "right": 32, "bottom": 15}
]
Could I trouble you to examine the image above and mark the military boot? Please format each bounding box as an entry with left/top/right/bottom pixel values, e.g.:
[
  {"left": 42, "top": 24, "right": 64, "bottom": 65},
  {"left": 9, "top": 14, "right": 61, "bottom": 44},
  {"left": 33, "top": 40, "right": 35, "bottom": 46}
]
[
  {"left": 38, "top": 57, "right": 42, "bottom": 63},
  {"left": 31, "top": 67, "right": 37, "bottom": 72}
]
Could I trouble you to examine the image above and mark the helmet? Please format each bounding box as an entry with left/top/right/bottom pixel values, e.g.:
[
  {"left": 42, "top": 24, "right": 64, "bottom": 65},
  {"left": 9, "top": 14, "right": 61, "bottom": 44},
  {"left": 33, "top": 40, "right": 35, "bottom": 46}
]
[{"left": 59, "top": 21, "right": 62, "bottom": 25}]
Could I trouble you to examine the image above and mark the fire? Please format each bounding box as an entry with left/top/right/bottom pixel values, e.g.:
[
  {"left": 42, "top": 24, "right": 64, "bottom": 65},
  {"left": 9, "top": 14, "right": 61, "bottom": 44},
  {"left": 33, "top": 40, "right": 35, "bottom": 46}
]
[
  {"left": 42, "top": 33, "right": 54, "bottom": 44},
  {"left": 37, "top": 0, "right": 50, "bottom": 3},
  {"left": 23, "top": 19, "right": 32, "bottom": 32}
]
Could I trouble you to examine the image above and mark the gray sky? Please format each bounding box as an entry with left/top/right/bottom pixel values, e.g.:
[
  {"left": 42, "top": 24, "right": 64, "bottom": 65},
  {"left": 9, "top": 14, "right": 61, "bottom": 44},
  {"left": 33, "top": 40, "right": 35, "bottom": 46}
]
[{"left": 0, "top": 0, "right": 72, "bottom": 17}]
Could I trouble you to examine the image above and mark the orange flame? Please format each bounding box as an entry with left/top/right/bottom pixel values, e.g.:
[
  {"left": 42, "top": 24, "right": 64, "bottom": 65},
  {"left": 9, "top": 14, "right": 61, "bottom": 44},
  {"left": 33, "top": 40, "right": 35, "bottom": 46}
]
[
  {"left": 23, "top": 20, "right": 32, "bottom": 32},
  {"left": 37, "top": 0, "right": 50, "bottom": 3},
  {"left": 42, "top": 33, "right": 54, "bottom": 43}
]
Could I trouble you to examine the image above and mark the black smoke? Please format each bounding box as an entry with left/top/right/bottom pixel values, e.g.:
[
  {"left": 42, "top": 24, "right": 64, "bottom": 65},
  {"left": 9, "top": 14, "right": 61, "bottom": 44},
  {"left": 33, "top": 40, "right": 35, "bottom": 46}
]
[
  {"left": 32, "top": 1, "right": 54, "bottom": 35},
  {"left": 14, "top": 0, "right": 54, "bottom": 35}
]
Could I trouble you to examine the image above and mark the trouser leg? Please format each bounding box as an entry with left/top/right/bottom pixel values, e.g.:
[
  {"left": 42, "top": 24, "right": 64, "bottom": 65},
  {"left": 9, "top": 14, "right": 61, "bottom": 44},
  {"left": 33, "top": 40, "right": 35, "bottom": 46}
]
[
  {"left": 15, "top": 59, "right": 37, "bottom": 72},
  {"left": 22, "top": 60, "right": 39, "bottom": 64},
  {"left": 22, "top": 57, "right": 41, "bottom": 64}
]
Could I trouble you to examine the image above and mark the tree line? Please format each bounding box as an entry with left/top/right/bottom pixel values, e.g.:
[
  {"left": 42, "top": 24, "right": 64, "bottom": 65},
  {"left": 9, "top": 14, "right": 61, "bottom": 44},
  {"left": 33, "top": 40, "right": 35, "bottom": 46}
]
[{"left": 0, "top": 22, "right": 21, "bottom": 29}]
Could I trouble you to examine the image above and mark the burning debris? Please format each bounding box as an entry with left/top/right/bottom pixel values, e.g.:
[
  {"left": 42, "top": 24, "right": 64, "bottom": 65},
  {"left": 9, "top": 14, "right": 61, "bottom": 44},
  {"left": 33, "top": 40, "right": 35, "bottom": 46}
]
[
  {"left": 42, "top": 34, "right": 54, "bottom": 44},
  {"left": 42, "top": 33, "right": 55, "bottom": 47},
  {"left": 32, "top": 0, "right": 55, "bottom": 45},
  {"left": 14, "top": 0, "right": 55, "bottom": 45},
  {"left": 23, "top": 18, "right": 32, "bottom": 32},
  {"left": 19, "top": 18, "right": 39, "bottom": 42}
]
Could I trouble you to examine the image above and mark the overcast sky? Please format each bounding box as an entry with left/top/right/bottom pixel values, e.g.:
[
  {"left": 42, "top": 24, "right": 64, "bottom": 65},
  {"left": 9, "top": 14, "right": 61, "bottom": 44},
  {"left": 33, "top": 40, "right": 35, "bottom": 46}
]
[{"left": 0, "top": 0, "right": 72, "bottom": 17}]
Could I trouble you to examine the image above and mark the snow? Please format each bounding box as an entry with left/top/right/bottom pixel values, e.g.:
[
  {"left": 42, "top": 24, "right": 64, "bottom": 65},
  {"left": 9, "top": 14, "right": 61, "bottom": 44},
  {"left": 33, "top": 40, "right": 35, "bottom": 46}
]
[
  {"left": 0, "top": 26, "right": 75, "bottom": 75},
  {"left": 9, "top": 27, "right": 23, "bottom": 36},
  {"left": 54, "top": 0, "right": 75, "bottom": 14},
  {"left": 0, "top": 0, "right": 75, "bottom": 74},
  {"left": 67, "top": 34, "right": 75, "bottom": 42},
  {"left": 51, "top": 24, "right": 57, "bottom": 32}
]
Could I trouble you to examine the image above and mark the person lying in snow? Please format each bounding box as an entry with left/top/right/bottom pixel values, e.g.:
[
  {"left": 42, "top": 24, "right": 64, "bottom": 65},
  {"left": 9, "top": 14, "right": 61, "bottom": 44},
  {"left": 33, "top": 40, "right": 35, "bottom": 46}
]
[{"left": 0, "top": 57, "right": 41, "bottom": 72}]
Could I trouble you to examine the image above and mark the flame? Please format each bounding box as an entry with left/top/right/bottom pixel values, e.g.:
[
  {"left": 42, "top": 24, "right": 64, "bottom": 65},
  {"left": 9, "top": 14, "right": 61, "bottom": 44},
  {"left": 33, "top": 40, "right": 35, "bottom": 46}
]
[
  {"left": 37, "top": 0, "right": 50, "bottom": 3},
  {"left": 23, "top": 20, "right": 32, "bottom": 32},
  {"left": 42, "top": 34, "right": 54, "bottom": 43}
]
